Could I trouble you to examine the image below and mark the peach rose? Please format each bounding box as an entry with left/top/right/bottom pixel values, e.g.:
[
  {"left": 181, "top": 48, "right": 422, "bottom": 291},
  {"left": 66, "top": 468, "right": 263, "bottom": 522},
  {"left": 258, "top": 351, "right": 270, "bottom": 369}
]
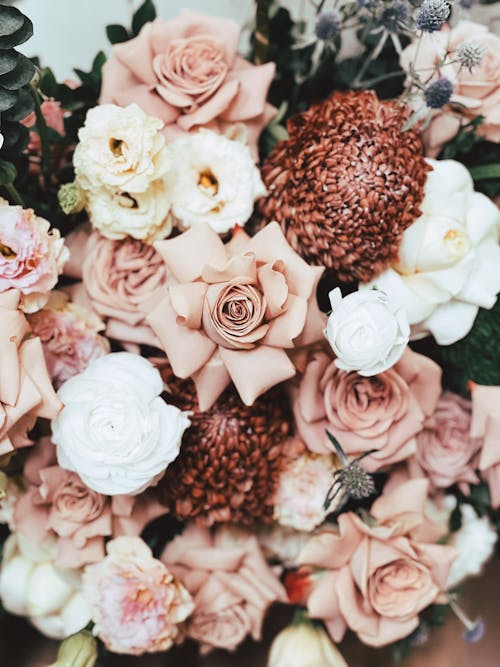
[
  {"left": 100, "top": 10, "right": 276, "bottom": 158},
  {"left": 470, "top": 383, "right": 500, "bottom": 508},
  {"left": 162, "top": 524, "right": 286, "bottom": 654},
  {"left": 401, "top": 21, "right": 500, "bottom": 156},
  {"left": 293, "top": 348, "right": 442, "bottom": 472},
  {"left": 298, "top": 480, "right": 456, "bottom": 647},
  {"left": 407, "top": 392, "right": 481, "bottom": 493},
  {"left": 147, "top": 223, "right": 325, "bottom": 409}
]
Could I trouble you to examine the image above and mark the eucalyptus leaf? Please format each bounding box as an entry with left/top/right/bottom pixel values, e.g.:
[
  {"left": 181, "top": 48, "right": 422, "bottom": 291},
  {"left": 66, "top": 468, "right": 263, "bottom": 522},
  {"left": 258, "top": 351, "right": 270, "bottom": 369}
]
[
  {"left": 0, "top": 15, "right": 33, "bottom": 49},
  {"left": 0, "top": 48, "right": 18, "bottom": 75},
  {"left": 0, "top": 159, "right": 17, "bottom": 186},
  {"left": 0, "top": 85, "right": 16, "bottom": 111},
  {"left": 132, "top": 0, "right": 156, "bottom": 36},
  {"left": 2, "top": 86, "right": 34, "bottom": 120},
  {"left": 106, "top": 23, "right": 130, "bottom": 45},
  {"left": 1, "top": 119, "right": 28, "bottom": 152},
  {"left": 0, "top": 5, "right": 25, "bottom": 37},
  {"left": 0, "top": 53, "right": 35, "bottom": 90}
]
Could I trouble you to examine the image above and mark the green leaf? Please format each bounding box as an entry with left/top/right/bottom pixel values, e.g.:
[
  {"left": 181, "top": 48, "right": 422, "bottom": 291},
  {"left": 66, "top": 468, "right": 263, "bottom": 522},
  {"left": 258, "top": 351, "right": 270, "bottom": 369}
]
[
  {"left": 0, "top": 6, "right": 25, "bottom": 37},
  {"left": 0, "top": 53, "right": 35, "bottom": 90},
  {"left": 40, "top": 68, "right": 58, "bottom": 98},
  {"left": 449, "top": 503, "right": 462, "bottom": 532},
  {"left": 0, "top": 85, "right": 16, "bottom": 111},
  {"left": 131, "top": 0, "right": 156, "bottom": 36},
  {"left": 1, "top": 120, "right": 29, "bottom": 152},
  {"left": 91, "top": 51, "right": 106, "bottom": 78},
  {"left": 2, "top": 86, "right": 34, "bottom": 120},
  {"left": 0, "top": 48, "right": 19, "bottom": 76},
  {"left": 0, "top": 15, "right": 33, "bottom": 50},
  {"left": 468, "top": 163, "right": 500, "bottom": 181},
  {"left": 106, "top": 23, "right": 130, "bottom": 45},
  {"left": 0, "top": 159, "right": 17, "bottom": 186}
]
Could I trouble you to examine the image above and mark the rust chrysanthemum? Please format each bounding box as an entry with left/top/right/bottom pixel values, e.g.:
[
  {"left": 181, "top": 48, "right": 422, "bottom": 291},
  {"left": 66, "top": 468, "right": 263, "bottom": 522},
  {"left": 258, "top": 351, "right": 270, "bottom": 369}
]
[
  {"left": 258, "top": 90, "right": 431, "bottom": 283},
  {"left": 156, "top": 363, "right": 292, "bottom": 526}
]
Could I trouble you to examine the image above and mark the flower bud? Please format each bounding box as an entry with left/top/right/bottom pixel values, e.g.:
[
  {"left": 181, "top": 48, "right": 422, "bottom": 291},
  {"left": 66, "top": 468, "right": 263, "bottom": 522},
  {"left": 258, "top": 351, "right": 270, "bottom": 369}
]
[
  {"left": 58, "top": 182, "right": 86, "bottom": 215},
  {"left": 49, "top": 631, "right": 97, "bottom": 667},
  {"left": 268, "top": 621, "right": 348, "bottom": 667}
]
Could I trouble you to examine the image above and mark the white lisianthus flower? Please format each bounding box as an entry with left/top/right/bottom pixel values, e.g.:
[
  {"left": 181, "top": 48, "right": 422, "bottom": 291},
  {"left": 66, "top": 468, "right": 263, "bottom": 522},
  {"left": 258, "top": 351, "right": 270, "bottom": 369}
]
[
  {"left": 165, "top": 129, "right": 266, "bottom": 234},
  {"left": 268, "top": 622, "right": 348, "bottom": 667},
  {"left": 367, "top": 159, "right": 500, "bottom": 345},
  {"left": 51, "top": 353, "right": 190, "bottom": 495},
  {"left": 85, "top": 180, "right": 172, "bottom": 242},
  {"left": 446, "top": 502, "right": 497, "bottom": 589},
  {"left": 74, "top": 104, "right": 170, "bottom": 194},
  {"left": 326, "top": 288, "right": 409, "bottom": 376},
  {"left": 0, "top": 533, "right": 91, "bottom": 640}
]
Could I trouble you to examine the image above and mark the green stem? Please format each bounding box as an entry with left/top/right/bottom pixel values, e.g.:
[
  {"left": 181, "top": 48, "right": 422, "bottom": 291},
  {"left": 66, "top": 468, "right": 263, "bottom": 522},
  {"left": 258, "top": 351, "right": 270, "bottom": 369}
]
[
  {"left": 468, "top": 163, "right": 500, "bottom": 181},
  {"left": 291, "top": 607, "right": 311, "bottom": 626},
  {"left": 254, "top": 0, "right": 272, "bottom": 65},
  {"left": 31, "top": 83, "right": 51, "bottom": 190},
  {"left": 353, "top": 68, "right": 405, "bottom": 89},
  {"left": 2, "top": 182, "right": 25, "bottom": 207}
]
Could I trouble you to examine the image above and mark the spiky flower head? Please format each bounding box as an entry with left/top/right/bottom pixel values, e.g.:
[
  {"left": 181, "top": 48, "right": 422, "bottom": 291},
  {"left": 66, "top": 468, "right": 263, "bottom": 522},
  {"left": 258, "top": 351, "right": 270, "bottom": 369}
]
[
  {"left": 315, "top": 11, "right": 341, "bottom": 41},
  {"left": 380, "top": 0, "right": 411, "bottom": 33},
  {"left": 456, "top": 40, "right": 486, "bottom": 71},
  {"left": 424, "top": 77, "right": 454, "bottom": 108},
  {"left": 416, "top": 0, "right": 450, "bottom": 32}
]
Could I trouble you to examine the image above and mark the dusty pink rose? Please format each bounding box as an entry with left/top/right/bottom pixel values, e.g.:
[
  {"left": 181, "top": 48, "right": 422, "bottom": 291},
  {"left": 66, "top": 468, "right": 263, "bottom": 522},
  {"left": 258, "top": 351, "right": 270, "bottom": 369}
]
[
  {"left": 401, "top": 21, "right": 500, "bottom": 156},
  {"left": 293, "top": 348, "right": 442, "bottom": 472},
  {"left": 83, "top": 536, "right": 193, "bottom": 655},
  {"left": 147, "top": 223, "right": 326, "bottom": 409},
  {"left": 407, "top": 392, "right": 481, "bottom": 493},
  {"left": 13, "top": 438, "right": 167, "bottom": 568},
  {"left": 100, "top": 10, "right": 276, "bottom": 158},
  {"left": 162, "top": 524, "right": 286, "bottom": 654},
  {"left": 470, "top": 383, "right": 500, "bottom": 508},
  {"left": 298, "top": 479, "right": 456, "bottom": 647},
  {"left": 28, "top": 292, "right": 110, "bottom": 387},
  {"left": 0, "top": 200, "right": 68, "bottom": 309},
  {"left": 0, "top": 290, "right": 62, "bottom": 456}
]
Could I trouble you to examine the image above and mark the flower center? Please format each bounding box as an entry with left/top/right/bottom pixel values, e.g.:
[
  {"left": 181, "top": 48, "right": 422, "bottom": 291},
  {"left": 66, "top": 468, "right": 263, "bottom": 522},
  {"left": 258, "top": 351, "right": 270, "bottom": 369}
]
[
  {"left": 0, "top": 242, "right": 16, "bottom": 259},
  {"left": 198, "top": 168, "right": 219, "bottom": 196},
  {"left": 109, "top": 137, "right": 125, "bottom": 158}
]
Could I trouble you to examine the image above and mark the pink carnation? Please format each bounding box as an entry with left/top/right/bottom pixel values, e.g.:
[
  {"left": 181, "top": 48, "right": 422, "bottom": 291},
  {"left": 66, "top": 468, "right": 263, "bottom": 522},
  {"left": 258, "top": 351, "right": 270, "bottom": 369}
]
[{"left": 83, "top": 536, "right": 194, "bottom": 655}]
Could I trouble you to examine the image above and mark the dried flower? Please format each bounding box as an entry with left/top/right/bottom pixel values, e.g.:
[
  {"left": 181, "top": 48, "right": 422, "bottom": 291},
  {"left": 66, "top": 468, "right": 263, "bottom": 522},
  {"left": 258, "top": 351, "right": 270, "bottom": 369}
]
[
  {"left": 416, "top": 0, "right": 450, "bottom": 33},
  {"left": 455, "top": 40, "right": 486, "bottom": 71},
  {"left": 424, "top": 77, "right": 454, "bottom": 108},
  {"left": 315, "top": 11, "right": 341, "bottom": 41}
]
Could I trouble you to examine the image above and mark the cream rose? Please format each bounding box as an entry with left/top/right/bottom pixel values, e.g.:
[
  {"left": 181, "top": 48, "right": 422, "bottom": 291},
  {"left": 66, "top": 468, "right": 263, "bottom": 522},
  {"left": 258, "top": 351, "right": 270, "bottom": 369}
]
[
  {"left": 74, "top": 104, "right": 170, "bottom": 194},
  {"left": 367, "top": 159, "right": 500, "bottom": 344},
  {"left": 0, "top": 533, "right": 91, "bottom": 639},
  {"left": 268, "top": 622, "right": 348, "bottom": 667},
  {"left": 85, "top": 180, "right": 172, "bottom": 242},
  {"left": 326, "top": 288, "right": 409, "bottom": 376},
  {"left": 51, "top": 353, "right": 190, "bottom": 495},
  {"left": 165, "top": 130, "right": 266, "bottom": 234}
]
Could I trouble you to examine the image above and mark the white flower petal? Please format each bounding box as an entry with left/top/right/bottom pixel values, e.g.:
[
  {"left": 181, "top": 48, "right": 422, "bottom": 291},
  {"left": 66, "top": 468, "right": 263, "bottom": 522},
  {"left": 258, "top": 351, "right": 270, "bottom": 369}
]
[{"left": 423, "top": 300, "right": 479, "bottom": 345}]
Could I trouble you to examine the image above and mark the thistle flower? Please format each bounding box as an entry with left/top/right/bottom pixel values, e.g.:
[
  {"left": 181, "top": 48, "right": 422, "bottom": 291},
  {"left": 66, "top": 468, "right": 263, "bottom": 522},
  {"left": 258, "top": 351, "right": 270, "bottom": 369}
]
[
  {"left": 315, "top": 11, "right": 341, "bottom": 41},
  {"left": 424, "top": 77, "right": 454, "bottom": 108},
  {"left": 379, "top": 1, "right": 411, "bottom": 33},
  {"left": 456, "top": 40, "right": 486, "bottom": 71},
  {"left": 416, "top": 0, "right": 450, "bottom": 32}
]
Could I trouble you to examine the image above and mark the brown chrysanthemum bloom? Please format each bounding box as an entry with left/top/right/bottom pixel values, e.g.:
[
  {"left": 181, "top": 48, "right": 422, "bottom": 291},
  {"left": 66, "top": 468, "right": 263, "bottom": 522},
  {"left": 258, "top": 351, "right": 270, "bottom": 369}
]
[
  {"left": 156, "top": 362, "right": 292, "bottom": 526},
  {"left": 258, "top": 90, "right": 431, "bottom": 283}
]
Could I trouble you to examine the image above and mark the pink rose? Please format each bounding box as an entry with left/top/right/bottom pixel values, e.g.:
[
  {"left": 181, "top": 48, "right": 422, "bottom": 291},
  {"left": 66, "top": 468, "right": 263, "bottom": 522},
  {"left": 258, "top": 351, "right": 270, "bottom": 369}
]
[
  {"left": 162, "top": 524, "right": 286, "bottom": 653},
  {"left": 470, "top": 383, "right": 500, "bottom": 508},
  {"left": 0, "top": 290, "right": 61, "bottom": 456},
  {"left": 100, "top": 10, "right": 276, "bottom": 158},
  {"left": 407, "top": 392, "right": 481, "bottom": 493},
  {"left": 13, "top": 439, "right": 167, "bottom": 568},
  {"left": 401, "top": 21, "right": 500, "bottom": 156},
  {"left": 0, "top": 200, "right": 68, "bottom": 307},
  {"left": 147, "top": 223, "right": 326, "bottom": 409},
  {"left": 28, "top": 292, "right": 110, "bottom": 387},
  {"left": 293, "top": 348, "right": 442, "bottom": 472},
  {"left": 84, "top": 536, "right": 193, "bottom": 655},
  {"left": 298, "top": 480, "right": 456, "bottom": 647}
]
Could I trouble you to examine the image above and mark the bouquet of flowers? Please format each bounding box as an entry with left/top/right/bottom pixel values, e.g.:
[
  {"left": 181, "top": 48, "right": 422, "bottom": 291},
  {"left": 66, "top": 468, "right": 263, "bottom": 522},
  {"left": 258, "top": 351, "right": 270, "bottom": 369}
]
[{"left": 0, "top": 0, "right": 499, "bottom": 664}]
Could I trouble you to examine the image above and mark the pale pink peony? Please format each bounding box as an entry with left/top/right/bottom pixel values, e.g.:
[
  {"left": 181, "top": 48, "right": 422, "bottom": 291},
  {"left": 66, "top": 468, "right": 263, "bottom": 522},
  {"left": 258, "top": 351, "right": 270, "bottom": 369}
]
[
  {"left": 470, "top": 383, "right": 500, "bottom": 508},
  {"left": 13, "top": 438, "right": 167, "bottom": 569},
  {"left": 100, "top": 10, "right": 276, "bottom": 158},
  {"left": 0, "top": 200, "right": 68, "bottom": 308},
  {"left": 293, "top": 348, "right": 442, "bottom": 472},
  {"left": 297, "top": 480, "right": 456, "bottom": 647},
  {"left": 83, "top": 536, "right": 194, "bottom": 655},
  {"left": 407, "top": 392, "right": 481, "bottom": 493},
  {"left": 162, "top": 524, "right": 286, "bottom": 653},
  {"left": 28, "top": 291, "right": 110, "bottom": 387}
]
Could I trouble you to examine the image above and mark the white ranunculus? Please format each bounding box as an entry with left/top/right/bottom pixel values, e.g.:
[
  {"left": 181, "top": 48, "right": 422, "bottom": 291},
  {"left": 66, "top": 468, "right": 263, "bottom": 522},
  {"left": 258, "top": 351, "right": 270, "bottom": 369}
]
[
  {"left": 326, "top": 288, "right": 409, "bottom": 376},
  {"left": 0, "top": 533, "right": 91, "bottom": 640},
  {"left": 165, "top": 129, "right": 266, "bottom": 234},
  {"left": 74, "top": 104, "right": 170, "bottom": 194},
  {"left": 367, "top": 159, "right": 500, "bottom": 345},
  {"left": 85, "top": 180, "right": 172, "bottom": 242},
  {"left": 268, "top": 622, "right": 348, "bottom": 667},
  {"left": 446, "top": 503, "right": 497, "bottom": 589},
  {"left": 51, "top": 353, "right": 190, "bottom": 495}
]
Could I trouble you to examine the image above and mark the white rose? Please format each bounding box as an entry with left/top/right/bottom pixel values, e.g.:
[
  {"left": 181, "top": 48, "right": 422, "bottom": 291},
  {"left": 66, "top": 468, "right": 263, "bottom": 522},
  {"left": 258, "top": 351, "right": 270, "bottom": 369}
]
[
  {"left": 85, "top": 180, "right": 172, "bottom": 242},
  {"left": 0, "top": 533, "right": 91, "bottom": 640},
  {"left": 267, "top": 622, "right": 348, "bottom": 667},
  {"left": 74, "top": 104, "right": 170, "bottom": 194},
  {"left": 367, "top": 159, "right": 500, "bottom": 345},
  {"left": 51, "top": 352, "right": 190, "bottom": 495},
  {"left": 165, "top": 129, "right": 266, "bottom": 234},
  {"left": 326, "top": 288, "right": 409, "bottom": 376}
]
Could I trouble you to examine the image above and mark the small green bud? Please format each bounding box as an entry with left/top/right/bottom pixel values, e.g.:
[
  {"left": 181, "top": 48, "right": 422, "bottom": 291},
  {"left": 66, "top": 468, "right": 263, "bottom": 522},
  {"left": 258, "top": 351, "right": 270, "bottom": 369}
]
[
  {"left": 0, "top": 471, "right": 7, "bottom": 500},
  {"left": 50, "top": 631, "right": 97, "bottom": 667},
  {"left": 58, "top": 182, "right": 86, "bottom": 215}
]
